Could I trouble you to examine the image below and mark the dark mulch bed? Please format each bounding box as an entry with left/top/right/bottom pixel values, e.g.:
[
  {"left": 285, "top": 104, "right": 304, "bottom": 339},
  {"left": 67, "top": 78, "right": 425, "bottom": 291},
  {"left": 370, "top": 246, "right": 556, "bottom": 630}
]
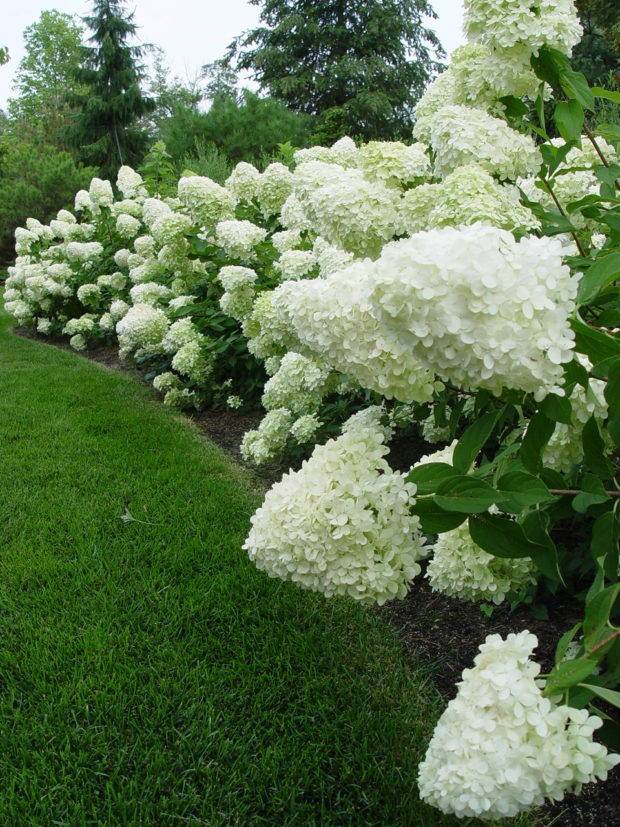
[{"left": 13, "top": 327, "right": 620, "bottom": 826}]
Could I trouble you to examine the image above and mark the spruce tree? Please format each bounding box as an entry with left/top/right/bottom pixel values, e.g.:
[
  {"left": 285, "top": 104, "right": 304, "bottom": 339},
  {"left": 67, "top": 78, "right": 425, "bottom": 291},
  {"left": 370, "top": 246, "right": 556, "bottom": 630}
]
[
  {"left": 70, "top": 0, "right": 154, "bottom": 179},
  {"left": 227, "top": 0, "right": 444, "bottom": 142}
]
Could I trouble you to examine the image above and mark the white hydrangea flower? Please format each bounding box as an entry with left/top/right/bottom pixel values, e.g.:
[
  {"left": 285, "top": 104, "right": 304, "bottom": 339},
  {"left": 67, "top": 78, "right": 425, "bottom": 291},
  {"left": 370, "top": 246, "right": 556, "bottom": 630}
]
[
  {"left": 116, "top": 165, "right": 147, "bottom": 200},
  {"left": 401, "top": 183, "right": 443, "bottom": 234},
  {"left": 243, "top": 420, "right": 425, "bottom": 604},
  {"left": 150, "top": 212, "right": 193, "bottom": 246},
  {"left": 134, "top": 235, "right": 156, "bottom": 258},
  {"left": 312, "top": 237, "right": 355, "bottom": 277},
  {"left": 464, "top": 0, "right": 583, "bottom": 56},
  {"left": 421, "top": 414, "right": 451, "bottom": 444},
  {"left": 63, "top": 314, "right": 96, "bottom": 336},
  {"left": 112, "top": 199, "right": 143, "bottom": 218},
  {"left": 427, "top": 520, "right": 534, "bottom": 604},
  {"left": 178, "top": 176, "right": 235, "bottom": 230},
  {"left": 97, "top": 272, "right": 127, "bottom": 291},
  {"left": 36, "top": 318, "right": 53, "bottom": 335},
  {"left": 242, "top": 290, "right": 301, "bottom": 362},
  {"left": 161, "top": 318, "right": 200, "bottom": 354},
  {"left": 171, "top": 339, "right": 214, "bottom": 383},
  {"left": 341, "top": 405, "right": 393, "bottom": 441},
  {"left": 142, "top": 198, "right": 172, "bottom": 230},
  {"left": 358, "top": 141, "right": 431, "bottom": 187},
  {"left": 153, "top": 371, "right": 180, "bottom": 393},
  {"left": 414, "top": 70, "right": 460, "bottom": 144},
  {"left": 241, "top": 408, "right": 293, "bottom": 464},
  {"left": 99, "top": 312, "right": 115, "bottom": 332},
  {"left": 418, "top": 631, "right": 619, "bottom": 820},
  {"left": 262, "top": 352, "right": 330, "bottom": 414},
  {"left": 429, "top": 105, "right": 542, "bottom": 181},
  {"left": 114, "top": 248, "right": 131, "bottom": 269},
  {"left": 116, "top": 213, "right": 141, "bottom": 239},
  {"left": 70, "top": 333, "right": 87, "bottom": 351},
  {"left": 77, "top": 283, "right": 102, "bottom": 306},
  {"left": 215, "top": 220, "right": 267, "bottom": 259},
  {"left": 89, "top": 177, "right": 114, "bottom": 209},
  {"left": 421, "top": 165, "right": 540, "bottom": 234},
  {"left": 109, "top": 299, "right": 130, "bottom": 321},
  {"left": 279, "top": 193, "right": 313, "bottom": 232},
  {"left": 273, "top": 261, "right": 436, "bottom": 404},
  {"left": 369, "top": 225, "right": 578, "bottom": 400},
  {"left": 116, "top": 303, "right": 169, "bottom": 354},
  {"left": 272, "top": 229, "right": 302, "bottom": 254},
  {"left": 56, "top": 209, "right": 76, "bottom": 224},
  {"left": 290, "top": 413, "right": 321, "bottom": 443},
  {"left": 256, "top": 163, "right": 294, "bottom": 218},
  {"left": 74, "top": 189, "right": 93, "bottom": 213},
  {"left": 225, "top": 161, "right": 261, "bottom": 202},
  {"left": 66, "top": 241, "right": 104, "bottom": 263},
  {"left": 326, "top": 136, "right": 359, "bottom": 167},
  {"left": 163, "top": 387, "right": 195, "bottom": 407},
  {"left": 129, "top": 281, "right": 172, "bottom": 307},
  {"left": 543, "top": 373, "right": 609, "bottom": 472},
  {"left": 168, "top": 294, "right": 195, "bottom": 311},
  {"left": 276, "top": 249, "right": 317, "bottom": 281}
]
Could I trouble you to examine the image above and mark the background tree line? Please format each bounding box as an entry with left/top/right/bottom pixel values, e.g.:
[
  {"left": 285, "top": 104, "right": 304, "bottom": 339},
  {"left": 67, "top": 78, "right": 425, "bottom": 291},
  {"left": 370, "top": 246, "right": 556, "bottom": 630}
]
[{"left": 1, "top": 0, "right": 618, "bottom": 266}]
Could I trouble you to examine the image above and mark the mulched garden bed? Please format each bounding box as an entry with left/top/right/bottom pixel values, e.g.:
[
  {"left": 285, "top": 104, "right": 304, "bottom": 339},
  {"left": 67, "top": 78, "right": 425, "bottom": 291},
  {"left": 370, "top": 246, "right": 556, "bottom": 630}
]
[{"left": 13, "top": 327, "right": 620, "bottom": 826}]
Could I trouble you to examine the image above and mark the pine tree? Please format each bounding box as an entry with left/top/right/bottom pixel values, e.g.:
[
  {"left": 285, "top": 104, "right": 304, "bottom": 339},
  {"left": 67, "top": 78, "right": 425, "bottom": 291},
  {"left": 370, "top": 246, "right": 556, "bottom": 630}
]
[
  {"left": 70, "top": 0, "right": 154, "bottom": 179},
  {"left": 227, "top": 0, "right": 444, "bottom": 143}
]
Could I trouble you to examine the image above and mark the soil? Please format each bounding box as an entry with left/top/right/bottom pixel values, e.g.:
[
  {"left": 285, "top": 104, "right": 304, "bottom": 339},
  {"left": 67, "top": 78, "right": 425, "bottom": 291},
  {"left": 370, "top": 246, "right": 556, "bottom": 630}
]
[{"left": 12, "top": 328, "right": 620, "bottom": 826}]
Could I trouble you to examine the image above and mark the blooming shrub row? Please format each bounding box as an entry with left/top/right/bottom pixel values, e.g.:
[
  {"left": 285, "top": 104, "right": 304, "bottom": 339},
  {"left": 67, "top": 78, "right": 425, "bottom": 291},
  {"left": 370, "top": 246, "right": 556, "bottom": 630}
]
[{"left": 5, "top": 0, "right": 620, "bottom": 819}]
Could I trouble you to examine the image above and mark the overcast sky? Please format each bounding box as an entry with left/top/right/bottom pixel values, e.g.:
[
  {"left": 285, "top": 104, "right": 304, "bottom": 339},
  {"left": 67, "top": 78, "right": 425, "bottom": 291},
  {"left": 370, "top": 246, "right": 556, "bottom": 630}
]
[{"left": 0, "top": 0, "right": 465, "bottom": 111}]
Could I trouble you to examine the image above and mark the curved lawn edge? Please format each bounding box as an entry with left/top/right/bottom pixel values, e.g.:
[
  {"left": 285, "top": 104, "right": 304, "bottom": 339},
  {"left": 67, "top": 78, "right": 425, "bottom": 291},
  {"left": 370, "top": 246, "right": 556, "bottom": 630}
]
[{"left": 0, "top": 303, "right": 487, "bottom": 826}]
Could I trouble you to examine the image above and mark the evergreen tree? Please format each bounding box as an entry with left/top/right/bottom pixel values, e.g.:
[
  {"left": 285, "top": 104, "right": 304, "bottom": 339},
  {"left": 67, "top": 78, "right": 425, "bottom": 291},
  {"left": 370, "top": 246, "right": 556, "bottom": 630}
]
[
  {"left": 227, "top": 0, "right": 444, "bottom": 142},
  {"left": 572, "top": 0, "right": 619, "bottom": 85},
  {"left": 70, "top": 0, "right": 154, "bottom": 179}
]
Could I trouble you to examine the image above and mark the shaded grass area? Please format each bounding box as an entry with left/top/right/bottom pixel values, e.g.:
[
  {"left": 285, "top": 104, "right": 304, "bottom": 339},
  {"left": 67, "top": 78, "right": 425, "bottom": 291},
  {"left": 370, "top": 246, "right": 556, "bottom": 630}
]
[{"left": 0, "top": 304, "right": 470, "bottom": 827}]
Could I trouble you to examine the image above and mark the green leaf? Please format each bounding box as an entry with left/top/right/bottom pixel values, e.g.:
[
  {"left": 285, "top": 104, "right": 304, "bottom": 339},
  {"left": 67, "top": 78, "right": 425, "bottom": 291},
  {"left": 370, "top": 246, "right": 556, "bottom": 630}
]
[
  {"left": 520, "top": 412, "right": 556, "bottom": 473},
  {"left": 592, "top": 87, "right": 620, "bottom": 104},
  {"left": 584, "top": 583, "right": 620, "bottom": 640},
  {"left": 409, "top": 499, "right": 467, "bottom": 534},
  {"left": 531, "top": 47, "right": 570, "bottom": 89},
  {"left": 452, "top": 409, "right": 503, "bottom": 473},
  {"left": 559, "top": 68, "right": 595, "bottom": 111},
  {"left": 499, "top": 94, "right": 528, "bottom": 118},
  {"left": 543, "top": 658, "right": 598, "bottom": 694},
  {"left": 406, "top": 462, "right": 458, "bottom": 496},
  {"left": 572, "top": 474, "right": 611, "bottom": 513},
  {"left": 539, "top": 393, "right": 572, "bottom": 424},
  {"left": 572, "top": 316, "right": 620, "bottom": 363},
  {"left": 563, "top": 357, "right": 590, "bottom": 389},
  {"left": 591, "top": 354, "right": 620, "bottom": 380},
  {"left": 596, "top": 164, "right": 620, "bottom": 200},
  {"left": 521, "top": 510, "right": 564, "bottom": 584},
  {"left": 555, "top": 622, "right": 582, "bottom": 665},
  {"left": 554, "top": 99, "right": 584, "bottom": 143},
  {"left": 604, "top": 360, "right": 620, "bottom": 419},
  {"left": 468, "top": 513, "right": 535, "bottom": 559},
  {"left": 582, "top": 417, "right": 614, "bottom": 478},
  {"left": 596, "top": 123, "right": 620, "bottom": 144},
  {"left": 579, "top": 683, "right": 620, "bottom": 708},
  {"left": 496, "top": 471, "right": 556, "bottom": 510},
  {"left": 434, "top": 477, "right": 499, "bottom": 514},
  {"left": 577, "top": 251, "right": 620, "bottom": 305}
]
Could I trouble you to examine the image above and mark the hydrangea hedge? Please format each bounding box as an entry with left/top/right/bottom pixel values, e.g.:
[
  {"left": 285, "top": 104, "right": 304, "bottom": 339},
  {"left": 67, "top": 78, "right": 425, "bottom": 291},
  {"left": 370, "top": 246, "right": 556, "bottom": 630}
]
[{"left": 5, "top": 0, "right": 620, "bottom": 819}]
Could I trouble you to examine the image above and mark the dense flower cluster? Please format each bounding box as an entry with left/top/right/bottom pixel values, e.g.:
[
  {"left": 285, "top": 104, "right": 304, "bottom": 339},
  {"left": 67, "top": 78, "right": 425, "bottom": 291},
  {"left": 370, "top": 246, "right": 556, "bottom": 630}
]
[
  {"left": 243, "top": 420, "right": 426, "bottom": 604},
  {"left": 429, "top": 105, "right": 542, "bottom": 180},
  {"left": 261, "top": 352, "right": 330, "bottom": 414},
  {"left": 215, "top": 220, "right": 267, "bottom": 259},
  {"left": 426, "top": 520, "right": 534, "bottom": 604},
  {"left": 369, "top": 225, "right": 578, "bottom": 399},
  {"left": 418, "top": 631, "right": 619, "bottom": 820},
  {"left": 178, "top": 175, "right": 235, "bottom": 229},
  {"left": 274, "top": 261, "right": 436, "bottom": 404},
  {"left": 116, "top": 303, "right": 169, "bottom": 356}
]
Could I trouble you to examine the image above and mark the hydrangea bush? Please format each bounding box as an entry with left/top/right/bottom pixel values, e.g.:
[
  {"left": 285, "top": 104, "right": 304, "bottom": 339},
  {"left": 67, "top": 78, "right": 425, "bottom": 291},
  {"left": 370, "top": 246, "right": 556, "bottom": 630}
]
[{"left": 5, "top": 0, "right": 620, "bottom": 818}]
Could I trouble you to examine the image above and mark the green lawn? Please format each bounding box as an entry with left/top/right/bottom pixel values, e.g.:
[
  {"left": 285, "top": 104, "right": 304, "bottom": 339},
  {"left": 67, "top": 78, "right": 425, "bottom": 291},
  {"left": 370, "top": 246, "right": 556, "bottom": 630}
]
[{"left": 0, "top": 304, "right": 509, "bottom": 826}]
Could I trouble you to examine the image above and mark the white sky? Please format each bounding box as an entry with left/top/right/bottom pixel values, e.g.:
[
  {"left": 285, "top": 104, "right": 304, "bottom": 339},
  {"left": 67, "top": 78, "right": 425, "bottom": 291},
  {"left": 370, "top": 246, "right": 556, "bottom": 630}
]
[{"left": 0, "top": 0, "right": 465, "bottom": 111}]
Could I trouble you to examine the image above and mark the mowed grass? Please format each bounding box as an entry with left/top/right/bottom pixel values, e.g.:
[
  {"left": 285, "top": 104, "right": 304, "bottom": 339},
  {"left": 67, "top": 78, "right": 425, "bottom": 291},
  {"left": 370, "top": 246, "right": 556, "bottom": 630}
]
[{"left": 0, "top": 303, "right": 483, "bottom": 826}]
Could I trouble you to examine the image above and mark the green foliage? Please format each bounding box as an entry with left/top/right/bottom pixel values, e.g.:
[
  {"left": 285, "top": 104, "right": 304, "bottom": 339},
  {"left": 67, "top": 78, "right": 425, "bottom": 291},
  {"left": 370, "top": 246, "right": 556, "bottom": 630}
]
[
  {"left": 159, "top": 90, "right": 314, "bottom": 167},
  {"left": 0, "top": 130, "right": 96, "bottom": 265},
  {"left": 0, "top": 46, "right": 9, "bottom": 65},
  {"left": 228, "top": 0, "right": 444, "bottom": 140},
  {"left": 138, "top": 139, "right": 177, "bottom": 197},
  {"left": 179, "top": 139, "right": 232, "bottom": 185},
  {"left": 69, "top": 0, "right": 155, "bottom": 179},
  {"left": 7, "top": 10, "right": 84, "bottom": 148}
]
